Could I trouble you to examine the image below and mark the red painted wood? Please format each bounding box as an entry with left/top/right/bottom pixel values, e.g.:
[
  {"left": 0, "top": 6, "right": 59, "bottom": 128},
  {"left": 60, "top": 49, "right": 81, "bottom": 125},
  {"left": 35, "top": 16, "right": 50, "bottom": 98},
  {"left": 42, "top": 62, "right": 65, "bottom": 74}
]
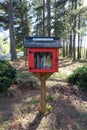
[
  {"left": 28, "top": 48, "right": 34, "bottom": 71},
  {"left": 28, "top": 48, "right": 59, "bottom": 73}
]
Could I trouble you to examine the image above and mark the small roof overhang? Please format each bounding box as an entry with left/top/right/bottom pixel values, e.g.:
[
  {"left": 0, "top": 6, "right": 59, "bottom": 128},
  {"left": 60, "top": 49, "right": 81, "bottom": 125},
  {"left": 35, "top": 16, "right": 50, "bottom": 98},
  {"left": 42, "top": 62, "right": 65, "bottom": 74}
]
[{"left": 24, "top": 37, "right": 62, "bottom": 48}]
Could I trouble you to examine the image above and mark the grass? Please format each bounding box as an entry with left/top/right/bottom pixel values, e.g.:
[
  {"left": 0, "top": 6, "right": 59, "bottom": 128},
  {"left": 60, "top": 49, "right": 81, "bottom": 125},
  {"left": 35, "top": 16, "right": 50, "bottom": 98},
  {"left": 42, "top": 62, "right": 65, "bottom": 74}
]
[
  {"left": 73, "top": 122, "right": 86, "bottom": 130},
  {"left": 28, "top": 99, "right": 38, "bottom": 105},
  {"left": 20, "top": 99, "right": 38, "bottom": 114},
  {"left": 0, "top": 122, "right": 9, "bottom": 130},
  {"left": 0, "top": 116, "right": 8, "bottom": 122},
  {"left": 17, "top": 70, "right": 37, "bottom": 83},
  {"left": 50, "top": 71, "right": 67, "bottom": 79}
]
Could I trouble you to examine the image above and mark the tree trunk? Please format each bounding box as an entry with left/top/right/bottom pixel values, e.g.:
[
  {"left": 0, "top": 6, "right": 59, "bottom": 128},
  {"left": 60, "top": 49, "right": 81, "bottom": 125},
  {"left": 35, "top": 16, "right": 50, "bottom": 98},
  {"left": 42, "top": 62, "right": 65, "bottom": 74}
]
[
  {"left": 86, "top": 48, "right": 87, "bottom": 59},
  {"left": 66, "top": 40, "right": 68, "bottom": 57},
  {"left": 77, "top": 33, "right": 80, "bottom": 59},
  {"left": 69, "top": 35, "right": 72, "bottom": 58},
  {"left": 47, "top": 0, "right": 51, "bottom": 36},
  {"left": 77, "top": 14, "right": 81, "bottom": 60},
  {"left": 54, "top": 0, "right": 57, "bottom": 36},
  {"left": 42, "top": 0, "right": 45, "bottom": 36},
  {"left": 72, "top": 33, "right": 76, "bottom": 61},
  {"left": 63, "top": 40, "right": 66, "bottom": 57},
  {"left": 72, "top": 0, "right": 77, "bottom": 61},
  {"left": 7, "top": 1, "right": 17, "bottom": 61}
]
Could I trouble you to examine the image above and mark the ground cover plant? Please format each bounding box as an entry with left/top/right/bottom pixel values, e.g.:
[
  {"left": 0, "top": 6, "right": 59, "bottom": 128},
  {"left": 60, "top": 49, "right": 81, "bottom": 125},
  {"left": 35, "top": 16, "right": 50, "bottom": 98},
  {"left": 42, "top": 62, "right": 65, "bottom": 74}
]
[
  {"left": 0, "top": 59, "right": 16, "bottom": 93},
  {"left": 68, "top": 64, "right": 87, "bottom": 90}
]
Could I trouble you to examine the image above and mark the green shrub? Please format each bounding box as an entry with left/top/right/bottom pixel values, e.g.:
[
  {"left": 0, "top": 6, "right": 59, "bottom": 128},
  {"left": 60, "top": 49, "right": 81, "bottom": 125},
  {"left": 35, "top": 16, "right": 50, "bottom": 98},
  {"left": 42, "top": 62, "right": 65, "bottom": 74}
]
[
  {"left": 67, "top": 64, "right": 87, "bottom": 90},
  {"left": 0, "top": 60, "right": 16, "bottom": 93}
]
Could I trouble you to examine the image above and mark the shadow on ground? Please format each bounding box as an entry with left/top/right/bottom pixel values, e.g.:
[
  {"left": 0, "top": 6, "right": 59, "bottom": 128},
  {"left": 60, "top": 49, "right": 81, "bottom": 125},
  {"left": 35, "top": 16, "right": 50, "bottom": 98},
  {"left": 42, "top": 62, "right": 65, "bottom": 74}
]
[
  {"left": 50, "top": 97, "right": 87, "bottom": 130},
  {"left": 28, "top": 113, "right": 44, "bottom": 130}
]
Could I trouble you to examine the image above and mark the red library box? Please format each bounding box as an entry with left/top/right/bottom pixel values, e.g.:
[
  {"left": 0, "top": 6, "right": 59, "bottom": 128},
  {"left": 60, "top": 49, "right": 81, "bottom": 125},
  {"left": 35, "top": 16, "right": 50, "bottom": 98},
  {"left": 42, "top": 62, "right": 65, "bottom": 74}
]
[{"left": 25, "top": 37, "right": 62, "bottom": 73}]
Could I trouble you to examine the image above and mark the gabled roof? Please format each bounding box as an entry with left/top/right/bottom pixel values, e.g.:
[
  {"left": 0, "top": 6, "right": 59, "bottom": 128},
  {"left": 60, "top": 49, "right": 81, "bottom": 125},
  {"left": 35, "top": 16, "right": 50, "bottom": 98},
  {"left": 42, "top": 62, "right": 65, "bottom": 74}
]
[{"left": 24, "top": 37, "right": 62, "bottom": 48}]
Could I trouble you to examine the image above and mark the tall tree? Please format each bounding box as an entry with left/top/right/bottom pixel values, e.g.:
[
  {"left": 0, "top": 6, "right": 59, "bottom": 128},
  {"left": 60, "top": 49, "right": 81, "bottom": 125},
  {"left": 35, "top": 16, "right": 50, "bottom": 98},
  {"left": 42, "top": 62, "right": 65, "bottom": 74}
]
[
  {"left": 14, "top": 0, "right": 30, "bottom": 46},
  {"left": 0, "top": 0, "right": 31, "bottom": 60},
  {"left": 31, "top": 0, "right": 43, "bottom": 36},
  {"left": 7, "top": 1, "right": 17, "bottom": 60},
  {"left": 47, "top": 0, "right": 51, "bottom": 36},
  {"left": 72, "top": 0, "right": 78, "bottom": 61},
  {"left": 0, "top": 0, "right": 17, "bottom": 60},
  {"left": 42, "top": 0, "right": 45, "bottom": 36}
]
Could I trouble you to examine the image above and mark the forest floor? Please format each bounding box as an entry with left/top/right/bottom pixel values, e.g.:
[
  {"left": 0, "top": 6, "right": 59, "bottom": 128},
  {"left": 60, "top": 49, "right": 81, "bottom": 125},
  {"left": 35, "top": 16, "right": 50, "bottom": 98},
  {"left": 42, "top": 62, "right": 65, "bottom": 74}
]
[{"left": 0, "top": 57, "right": 87, "bottom": 130}]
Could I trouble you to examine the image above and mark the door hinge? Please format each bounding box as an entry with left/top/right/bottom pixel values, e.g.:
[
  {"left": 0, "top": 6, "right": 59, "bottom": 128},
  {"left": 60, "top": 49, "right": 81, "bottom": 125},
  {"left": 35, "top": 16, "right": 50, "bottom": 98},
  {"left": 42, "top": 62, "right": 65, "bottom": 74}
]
[
  {"left": 29, "top": 51, "right": 33, "bottom": 54},
  {"left": 55, "top": 58, "right": 59, "bottom": 61}
]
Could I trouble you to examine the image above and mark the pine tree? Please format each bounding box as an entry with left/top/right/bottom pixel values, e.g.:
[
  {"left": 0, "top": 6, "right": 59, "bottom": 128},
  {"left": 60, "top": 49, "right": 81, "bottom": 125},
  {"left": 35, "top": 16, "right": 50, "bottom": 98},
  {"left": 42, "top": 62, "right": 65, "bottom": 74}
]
[
  {"left": 0, "top": 0, "right": 17, "bottom": 60},
  {"left": 0, "top": 0, "right": 31, "bottom": 60},
  {"left": 14, "top": 0, "right": 31, "bottom": 46},
  {"left": 7, "top": 1, "right": 17, "bottom": 60}
]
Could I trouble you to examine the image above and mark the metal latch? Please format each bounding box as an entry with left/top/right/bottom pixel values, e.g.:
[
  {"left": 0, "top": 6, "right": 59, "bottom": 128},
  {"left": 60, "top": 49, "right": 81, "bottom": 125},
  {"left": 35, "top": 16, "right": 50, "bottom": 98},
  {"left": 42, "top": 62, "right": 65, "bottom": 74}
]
[
  {"left": 29, "top": 67, "right": 33, "bottom": 70},
  {"left": 29, "top": 51, "right": 33, "bottom": 54}
]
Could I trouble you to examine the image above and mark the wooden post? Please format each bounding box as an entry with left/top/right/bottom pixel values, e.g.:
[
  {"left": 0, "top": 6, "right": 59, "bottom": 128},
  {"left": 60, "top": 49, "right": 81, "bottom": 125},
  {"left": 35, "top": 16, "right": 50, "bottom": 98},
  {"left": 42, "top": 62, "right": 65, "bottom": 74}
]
[
  {"left": 34, "top": 73, "right": 53, "bottom": 113},
  {"left": 40, "top": 76, "right": 46, "bottom": 113}
]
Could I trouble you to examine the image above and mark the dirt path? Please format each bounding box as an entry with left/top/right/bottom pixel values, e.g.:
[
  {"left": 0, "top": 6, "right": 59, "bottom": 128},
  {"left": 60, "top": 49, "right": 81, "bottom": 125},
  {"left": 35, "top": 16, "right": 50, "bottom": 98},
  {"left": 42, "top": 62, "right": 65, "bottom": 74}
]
[{"left": 0, "top": 58, "right": 87, "bottom": 130}]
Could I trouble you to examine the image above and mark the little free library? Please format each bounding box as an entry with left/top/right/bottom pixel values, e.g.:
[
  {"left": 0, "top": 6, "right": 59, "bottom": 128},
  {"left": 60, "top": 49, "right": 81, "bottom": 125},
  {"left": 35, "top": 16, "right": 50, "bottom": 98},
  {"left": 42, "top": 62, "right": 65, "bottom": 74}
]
[{"left": 24, "top": 36, "right": 62, "bottom": 113}]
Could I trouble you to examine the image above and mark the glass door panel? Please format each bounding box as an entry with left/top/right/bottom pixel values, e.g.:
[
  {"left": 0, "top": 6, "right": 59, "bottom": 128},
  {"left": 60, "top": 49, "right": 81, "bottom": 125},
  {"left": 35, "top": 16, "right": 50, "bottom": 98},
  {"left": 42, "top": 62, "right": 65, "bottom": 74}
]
[{"left": 34, "top": 52, "right": 52, "bottom": 69}]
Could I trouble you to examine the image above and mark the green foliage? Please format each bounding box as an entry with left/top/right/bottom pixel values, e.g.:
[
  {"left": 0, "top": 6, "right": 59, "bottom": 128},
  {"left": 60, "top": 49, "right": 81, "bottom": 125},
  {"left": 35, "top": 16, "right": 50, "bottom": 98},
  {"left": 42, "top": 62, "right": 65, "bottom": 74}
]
[
  {"left": 28, "top": 99, "right": 37, "bottom": 106},
  {"left": 0, "top": 60, "right": 16, "bottom": 93},
  {"left": 47, "top": 95, "right": 54, "bottom": 102},
  {"left": 46, "top": 105, "right": 53, "bottom": 114},
  {"left": 0, "top": 35, "right": 10, "bottom": 54},
  {"left": 67, "top": 64, "right": 87, "bottom": 90},
  {"left": 0, "top": 0, "right": 31, "bottom": 48},
  {"left": 16, "top": 44, "right": 23, "bottom": 52}
]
